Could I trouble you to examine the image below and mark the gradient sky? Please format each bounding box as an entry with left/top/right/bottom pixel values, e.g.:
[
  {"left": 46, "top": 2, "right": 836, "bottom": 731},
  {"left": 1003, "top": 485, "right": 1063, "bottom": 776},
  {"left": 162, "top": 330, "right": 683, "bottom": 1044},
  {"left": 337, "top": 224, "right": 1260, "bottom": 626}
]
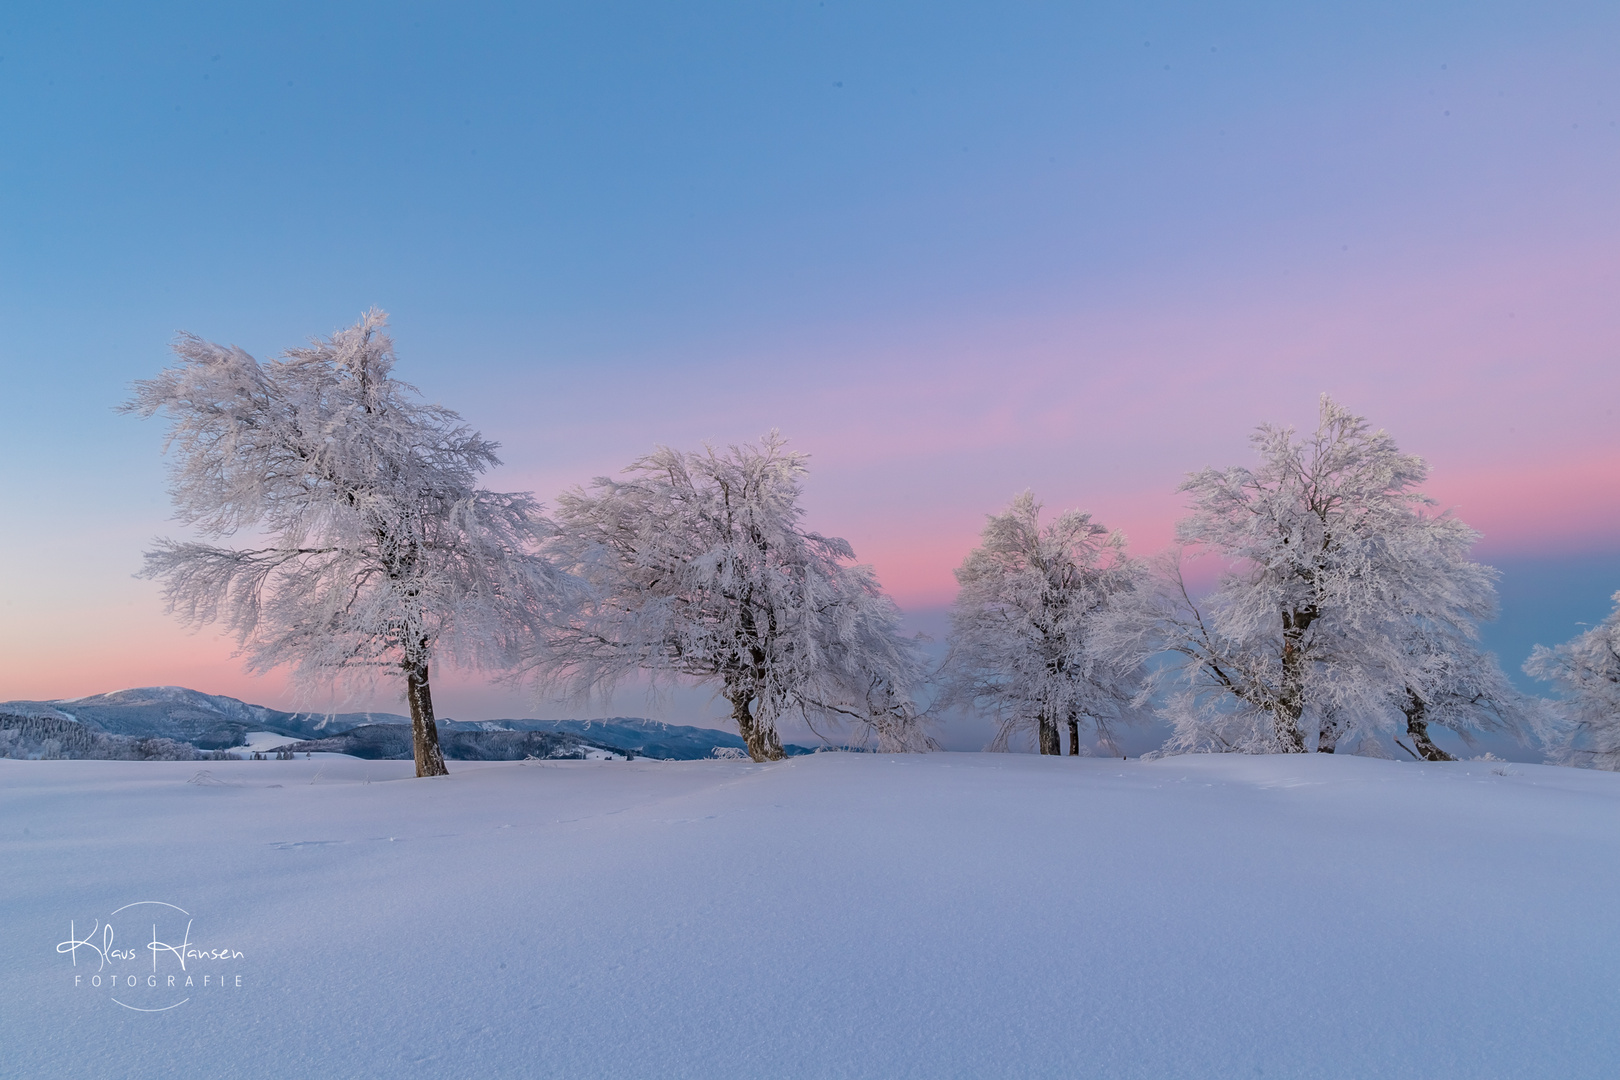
[{"left": 2, "top": 2, "right": 1617, "bottom": 740}]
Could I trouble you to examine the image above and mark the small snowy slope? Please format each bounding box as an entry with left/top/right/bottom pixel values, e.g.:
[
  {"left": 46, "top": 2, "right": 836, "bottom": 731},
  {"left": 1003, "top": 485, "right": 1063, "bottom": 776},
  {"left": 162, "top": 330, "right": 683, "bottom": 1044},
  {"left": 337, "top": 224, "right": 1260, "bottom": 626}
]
[
  {"left": 4, "top": 753, "right": 1619, "bottom": 1079},
  {"left": 237, "top": 731, "right": 300, "bottom": 755}
]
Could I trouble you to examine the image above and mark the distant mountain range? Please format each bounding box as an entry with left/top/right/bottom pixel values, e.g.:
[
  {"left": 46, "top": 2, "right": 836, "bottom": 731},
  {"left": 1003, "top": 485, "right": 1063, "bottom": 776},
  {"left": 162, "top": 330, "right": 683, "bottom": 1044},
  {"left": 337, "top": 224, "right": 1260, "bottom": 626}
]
[
  {"left": 0, "top": 686, "right": 409, "bottom": 750},
  {"left": 272, "top": 725, "right": 625, "bottom": 762},
  {"left": 0, "top": 686, "right": 819, "bottom": 760}
]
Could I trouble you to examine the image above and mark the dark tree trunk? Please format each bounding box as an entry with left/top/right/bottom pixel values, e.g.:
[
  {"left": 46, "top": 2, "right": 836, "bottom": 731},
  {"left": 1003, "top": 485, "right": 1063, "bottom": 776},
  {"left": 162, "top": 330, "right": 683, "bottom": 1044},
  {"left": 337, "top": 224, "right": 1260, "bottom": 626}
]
[
  {"left": 1316, "top": 716, "right": 1339, "bottom": 754},
  {"left": 1038, "top": 711, "right": 1062, "bottom": 756},
  {"left": 1273, "top": 608, "right": 1313, "bottom": 753},
  {"left": 404, "top": 660, "right": 449, "bottom": 777},
  {"left": 1067, "top": 714, "right": 1081, "bottom": 756},
  {"left": 731, "top": 691, "right": 784, "bottom": 763},
  {"left": 1403, "top": 690, "right": 1455, "bottom": 762}
]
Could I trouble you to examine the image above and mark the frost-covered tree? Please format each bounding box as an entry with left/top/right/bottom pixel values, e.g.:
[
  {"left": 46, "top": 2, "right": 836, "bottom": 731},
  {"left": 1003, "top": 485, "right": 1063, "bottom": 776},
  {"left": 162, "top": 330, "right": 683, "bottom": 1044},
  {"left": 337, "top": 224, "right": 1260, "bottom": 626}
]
[
  {"left": 124, "top": 310, "right": 562, "bottom": 777},
  {"left": 1345, "top": 513, "right": 1530, "bottom": 759},
  {"left": 531, "top": 434, "right": 930, "bottom": 761},
  {"left": 1526, "top": 592, "right": 1620, "bottom": 768},
  {"left": 939, "top": 492, "right": 1143, "bottom": 755},
  {"left": 1118, "top": 396, "right": 1527, "bottom": 756}
]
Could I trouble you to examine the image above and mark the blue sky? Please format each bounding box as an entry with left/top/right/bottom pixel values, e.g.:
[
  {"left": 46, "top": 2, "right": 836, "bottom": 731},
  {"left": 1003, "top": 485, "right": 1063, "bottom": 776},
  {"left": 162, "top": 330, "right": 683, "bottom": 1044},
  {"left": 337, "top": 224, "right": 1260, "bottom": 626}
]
[{"left": 2, "top": 1, "right": 1617, "bottom": 736}]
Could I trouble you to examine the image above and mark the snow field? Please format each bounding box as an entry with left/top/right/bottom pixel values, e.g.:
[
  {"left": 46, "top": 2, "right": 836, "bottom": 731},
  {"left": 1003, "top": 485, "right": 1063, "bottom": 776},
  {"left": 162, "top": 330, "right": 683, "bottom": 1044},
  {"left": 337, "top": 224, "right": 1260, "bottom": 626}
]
[
  {"left": 236, "top": 731, "right": 300, "bottom": 755},
  {"left": 5, "top": 752, "right": 1619, "bottom": 1079}
]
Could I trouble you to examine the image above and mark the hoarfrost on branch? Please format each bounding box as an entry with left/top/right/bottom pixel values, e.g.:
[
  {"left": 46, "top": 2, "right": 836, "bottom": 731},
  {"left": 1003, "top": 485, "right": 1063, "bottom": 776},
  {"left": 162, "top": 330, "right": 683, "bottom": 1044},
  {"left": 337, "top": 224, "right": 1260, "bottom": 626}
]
[
  {"left": 1527, "top": 591, "right": 1620, "bottom": 768},
  {"left": 123, "top": 310, "right": 564, "bottom": 777},
  {"left": 530, "top": 433, "right": 931, "bottom": 761},
  {"left": 1108, "top": 395, "right": 1530, "bottom": 757},
  {"left": 940, "top": 491, "right": 1144, "bottom": 756}
]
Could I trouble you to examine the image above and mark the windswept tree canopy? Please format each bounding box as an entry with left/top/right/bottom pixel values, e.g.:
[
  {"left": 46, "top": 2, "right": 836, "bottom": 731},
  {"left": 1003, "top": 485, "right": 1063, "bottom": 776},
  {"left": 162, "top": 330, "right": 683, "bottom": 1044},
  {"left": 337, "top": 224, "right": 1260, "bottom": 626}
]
[
  {"left": 531, "top": 433, "right": 930, "bottom": 760},
  {"left": 1119, "top": 396, "right": 1528, "bottom": 757},
  {"left": 941, "top": 492, "right": 1144, "bottom": 755},
  {"left": 1527, "top": 591, "right": 1620, "bottom": 768},
  {"left": 124, "top": 310, "right": 563, "bottom": 775}
]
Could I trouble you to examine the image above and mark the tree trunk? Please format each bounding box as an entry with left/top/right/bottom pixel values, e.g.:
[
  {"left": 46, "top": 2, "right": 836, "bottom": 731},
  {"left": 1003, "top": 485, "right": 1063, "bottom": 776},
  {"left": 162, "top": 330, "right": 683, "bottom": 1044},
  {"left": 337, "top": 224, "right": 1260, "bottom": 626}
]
[
  {"left": 1038, "top": 710, "right": 1061, "bottom": 756},
  {"left": 404, "top": 660, "right": 449, "bottom": 778},
  {"left": 1273, "top": 609, "right": 1312, "bottom": 753},
  {"left": 1403, "top": 690, "right": 1454, "bottom": 762},
  {"left": 1067, "top": 714, "right": 1080, "bottom": 756},
  {"left": 730, "top": 691, "right": 784, "bottom": 763},
  {"left": 1316, "top": 715, "right": 1339, "bottom": 754}
]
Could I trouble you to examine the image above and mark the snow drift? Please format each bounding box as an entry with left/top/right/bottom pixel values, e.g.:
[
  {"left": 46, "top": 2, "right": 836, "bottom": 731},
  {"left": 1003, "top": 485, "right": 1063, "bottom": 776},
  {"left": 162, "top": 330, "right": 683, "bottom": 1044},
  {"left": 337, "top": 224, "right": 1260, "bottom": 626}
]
[{"left": 5, "top": 751, "right": 1617, "bottom": 1078}]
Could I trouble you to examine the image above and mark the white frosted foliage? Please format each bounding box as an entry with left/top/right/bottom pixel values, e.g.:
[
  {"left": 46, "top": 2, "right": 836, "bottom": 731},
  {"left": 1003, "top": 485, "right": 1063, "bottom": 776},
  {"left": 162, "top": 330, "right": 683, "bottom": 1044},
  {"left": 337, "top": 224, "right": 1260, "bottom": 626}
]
[
  {"left": 1112, "top": 395, "right": 1529, "bottom": 757},
  {"left": 123, "top": 310, "right": 562, "bottom": 775},
  {"left": 1527, "top": 591, "right": 1620, "bottom": 768},
  {"left": 531, "top": 434, "right": 930, "bottom": 760},
  {"left": 941, "top": 491, "right": 1144, "bottom": 755}
]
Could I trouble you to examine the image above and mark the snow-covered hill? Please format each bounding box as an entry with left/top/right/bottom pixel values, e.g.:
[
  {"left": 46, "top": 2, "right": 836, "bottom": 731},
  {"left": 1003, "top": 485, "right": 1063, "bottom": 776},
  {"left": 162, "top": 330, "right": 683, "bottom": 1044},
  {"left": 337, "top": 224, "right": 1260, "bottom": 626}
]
[
  {"left": 0, "top": 687, "right": 804, "bottom": 759},
  {"left": 445, "top": 716, "right": 822, "bottom": 758},
  {"left": 6, "top": 752, "right": 1617, "bottom": 1078},
  {"left": 0, "top": 686, "right": 410, "bottom": 748},
  {"left": 274, "top": 724, "right": 624, "bottom": 761}
]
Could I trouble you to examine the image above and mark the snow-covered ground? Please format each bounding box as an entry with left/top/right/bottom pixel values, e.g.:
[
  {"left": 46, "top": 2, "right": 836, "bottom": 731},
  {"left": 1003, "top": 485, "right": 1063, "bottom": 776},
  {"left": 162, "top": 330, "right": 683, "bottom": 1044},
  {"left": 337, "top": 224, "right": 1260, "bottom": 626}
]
[
  {"left": 5, "top": 752, "right": 1618, "bottom": 1078},
  {"left": 235, "top": 730, "right": 298, "bottom": 754}
]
